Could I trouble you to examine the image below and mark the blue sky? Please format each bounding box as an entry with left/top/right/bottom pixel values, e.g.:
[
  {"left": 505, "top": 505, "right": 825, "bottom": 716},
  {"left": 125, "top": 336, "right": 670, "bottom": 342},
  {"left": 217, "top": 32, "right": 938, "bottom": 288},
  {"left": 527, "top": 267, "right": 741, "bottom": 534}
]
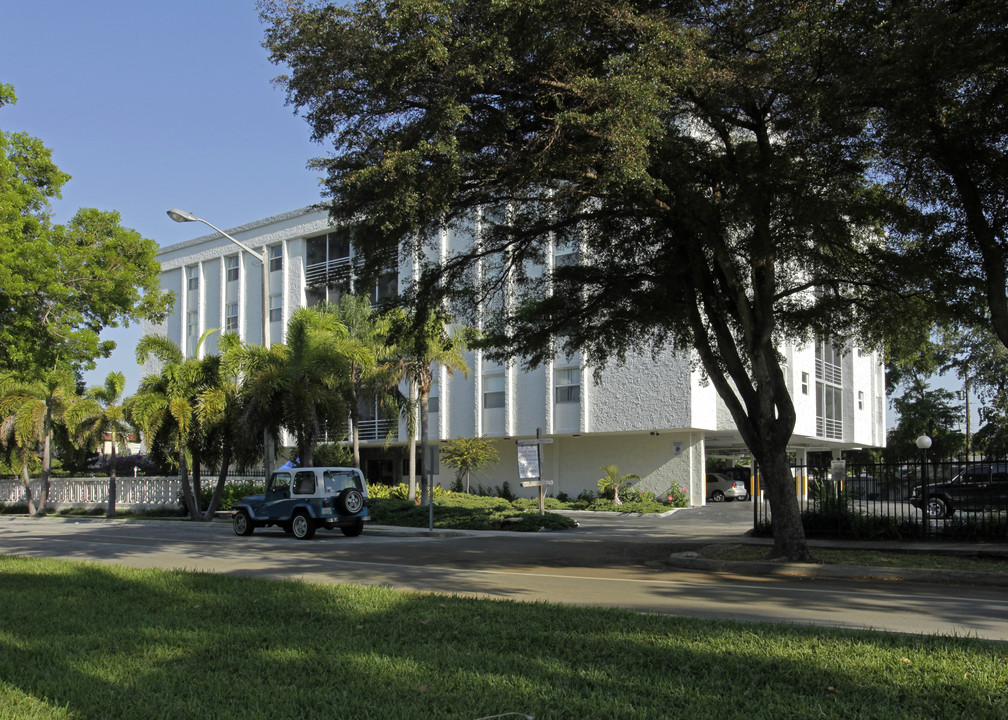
[{"left": 1, "top": 1, "right": 324, "bottom": 392}]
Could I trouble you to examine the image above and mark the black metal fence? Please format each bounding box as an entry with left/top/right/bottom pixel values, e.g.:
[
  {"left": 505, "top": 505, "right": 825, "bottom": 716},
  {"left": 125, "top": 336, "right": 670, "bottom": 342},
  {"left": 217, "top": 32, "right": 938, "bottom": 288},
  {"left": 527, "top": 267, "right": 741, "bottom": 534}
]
[{"left": 752, "top": 456, "right": 1008, "bottom": 541}]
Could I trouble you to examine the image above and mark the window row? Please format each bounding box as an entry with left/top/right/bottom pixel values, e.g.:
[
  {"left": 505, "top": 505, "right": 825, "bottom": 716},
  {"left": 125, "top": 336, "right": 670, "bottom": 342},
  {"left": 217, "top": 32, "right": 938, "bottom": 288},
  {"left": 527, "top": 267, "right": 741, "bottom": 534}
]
[
  {"left": 186, "top": 294, "right": 284, "bottom": 339},
  {"left": 184, "top": 246, "right": 283, "bottom": 292},
  {"left": 482, "top": 368, "right": 581, "bottom": 409}
]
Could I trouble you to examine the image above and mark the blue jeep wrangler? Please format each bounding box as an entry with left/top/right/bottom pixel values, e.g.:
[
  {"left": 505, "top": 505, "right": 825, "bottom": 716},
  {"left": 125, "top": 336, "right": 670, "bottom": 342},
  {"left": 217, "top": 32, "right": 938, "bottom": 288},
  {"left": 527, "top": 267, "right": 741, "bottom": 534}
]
[{"left": 232, "top": 467, "right": 370, "bottom": 539}]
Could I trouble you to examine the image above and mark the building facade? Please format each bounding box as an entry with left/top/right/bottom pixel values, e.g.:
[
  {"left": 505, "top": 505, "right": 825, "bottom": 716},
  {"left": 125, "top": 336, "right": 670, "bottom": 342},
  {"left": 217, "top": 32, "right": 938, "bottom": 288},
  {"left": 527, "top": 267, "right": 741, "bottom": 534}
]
[{"left": 148, "top": 206, "right": 886, "bottom": 505}]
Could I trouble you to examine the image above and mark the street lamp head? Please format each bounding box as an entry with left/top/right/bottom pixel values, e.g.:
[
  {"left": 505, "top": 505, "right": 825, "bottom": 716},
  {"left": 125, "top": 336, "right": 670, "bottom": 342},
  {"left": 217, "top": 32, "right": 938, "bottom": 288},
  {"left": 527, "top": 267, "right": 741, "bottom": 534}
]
[
  {"left": 167, "top": 208, "right": 199, "bottom": 223},
  {"left": 916, "top": 435, "right": 932, "bottom": 450}
]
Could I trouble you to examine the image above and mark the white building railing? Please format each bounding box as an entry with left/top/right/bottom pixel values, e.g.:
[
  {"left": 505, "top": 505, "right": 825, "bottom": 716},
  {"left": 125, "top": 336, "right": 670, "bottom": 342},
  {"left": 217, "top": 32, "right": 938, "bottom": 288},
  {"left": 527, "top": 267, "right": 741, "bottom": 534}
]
[{"left": 0, "top": 476, "right": 263, "bottom": 511}]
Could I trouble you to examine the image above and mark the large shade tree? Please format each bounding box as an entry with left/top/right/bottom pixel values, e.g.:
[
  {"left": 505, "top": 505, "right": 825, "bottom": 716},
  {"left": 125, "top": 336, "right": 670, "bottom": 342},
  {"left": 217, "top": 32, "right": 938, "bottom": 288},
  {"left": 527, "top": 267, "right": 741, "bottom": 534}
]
[
  {"left": 837, "top": 1, "right": 1008, "bottom": 349},
  {"left": 262, "top": 0, "right": 894, "bottom": 559},
  {"left": 1, "top": 84, "right": 171, "bottom": 379}
]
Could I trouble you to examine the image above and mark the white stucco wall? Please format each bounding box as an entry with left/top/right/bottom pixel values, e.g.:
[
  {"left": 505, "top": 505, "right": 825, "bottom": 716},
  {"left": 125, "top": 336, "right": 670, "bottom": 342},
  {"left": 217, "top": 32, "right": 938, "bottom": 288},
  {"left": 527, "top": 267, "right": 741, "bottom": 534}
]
[
  {"left": 430, "top": 431, "right": 703, "bottom": 504},
  {"left": 591, "top": 347, "right": 695, "bottom": 432}
]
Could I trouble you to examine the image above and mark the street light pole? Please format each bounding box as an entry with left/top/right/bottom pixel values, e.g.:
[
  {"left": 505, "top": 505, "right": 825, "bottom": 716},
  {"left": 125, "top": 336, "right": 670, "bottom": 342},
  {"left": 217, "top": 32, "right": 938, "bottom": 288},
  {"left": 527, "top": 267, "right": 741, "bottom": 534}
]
[
  {"left": 916, "top": 434, "right": 933, "bottom": 528},
  {"left": 167, "top": 209, "right": 270, "bottom": 350}
]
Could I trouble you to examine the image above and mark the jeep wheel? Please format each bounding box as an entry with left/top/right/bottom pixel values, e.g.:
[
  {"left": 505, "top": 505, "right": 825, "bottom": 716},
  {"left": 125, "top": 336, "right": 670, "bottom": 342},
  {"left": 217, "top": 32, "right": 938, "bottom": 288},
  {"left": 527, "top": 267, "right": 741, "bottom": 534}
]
[
  {"left": 291, "top": 511, "right": 316, "bottom": 539},
  {"left": 337, "top": 488, "right": 365, "bottom": 515},
  {"left": 233, "top": 509, "right": 254, "bottom": 536},
  {"left": 341, "top": 519, "right": 365, "bottom": 537},
  {"left": 925, "top": 496, "right": 949, "bottom": 520}
]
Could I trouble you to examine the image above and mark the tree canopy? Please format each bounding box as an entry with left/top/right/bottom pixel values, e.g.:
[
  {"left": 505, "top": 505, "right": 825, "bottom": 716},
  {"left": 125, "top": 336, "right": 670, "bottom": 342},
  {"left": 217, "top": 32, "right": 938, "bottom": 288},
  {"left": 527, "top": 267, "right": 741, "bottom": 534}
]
[
  {"left": 0, "top": 84, "right": 172, "bottom": 378},
  {"left": 817, "top": 0, "right": 1008, "bottom": 360},
  {"left": 262, "top": 0, "right": 899, "bottom": 559}
]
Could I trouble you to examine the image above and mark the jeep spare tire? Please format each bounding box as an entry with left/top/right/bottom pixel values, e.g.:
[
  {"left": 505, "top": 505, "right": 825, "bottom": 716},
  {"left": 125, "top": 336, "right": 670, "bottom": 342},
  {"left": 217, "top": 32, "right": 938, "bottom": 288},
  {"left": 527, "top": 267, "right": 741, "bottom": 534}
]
[{"left": 337, "top": 488, "right": 364, "bottom": 515}]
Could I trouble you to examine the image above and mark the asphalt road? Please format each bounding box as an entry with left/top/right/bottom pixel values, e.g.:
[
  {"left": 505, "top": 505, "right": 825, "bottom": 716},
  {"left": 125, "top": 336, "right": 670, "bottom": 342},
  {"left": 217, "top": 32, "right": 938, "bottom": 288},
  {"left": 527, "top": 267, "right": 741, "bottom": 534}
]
[{"left": 3, "top": 503, "right": 1008, "bottom": 641}]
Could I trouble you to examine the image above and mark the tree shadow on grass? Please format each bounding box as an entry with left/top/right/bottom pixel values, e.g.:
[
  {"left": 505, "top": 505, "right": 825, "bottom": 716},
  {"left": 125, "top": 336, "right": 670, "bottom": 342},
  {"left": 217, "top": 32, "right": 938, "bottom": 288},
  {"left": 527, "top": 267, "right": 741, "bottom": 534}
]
[{"left": 0, "top": 556, "right": 1006, "bottom": 719}]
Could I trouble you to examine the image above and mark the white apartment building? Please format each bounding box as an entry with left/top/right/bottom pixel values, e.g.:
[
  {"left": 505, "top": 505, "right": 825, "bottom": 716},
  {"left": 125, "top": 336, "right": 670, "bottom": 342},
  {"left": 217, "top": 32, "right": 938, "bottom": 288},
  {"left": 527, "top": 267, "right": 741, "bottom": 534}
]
[{"left": 148, "top": 206, "right": 886, "bottom": 505}]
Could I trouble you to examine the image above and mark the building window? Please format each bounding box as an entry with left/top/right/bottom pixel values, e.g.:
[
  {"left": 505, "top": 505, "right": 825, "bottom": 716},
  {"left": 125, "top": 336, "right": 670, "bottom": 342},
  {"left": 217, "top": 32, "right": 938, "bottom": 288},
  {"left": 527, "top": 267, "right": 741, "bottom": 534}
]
[
  {"left": 428, "top": 379, "right": 440, "bottom": 414},
  {"left": 269, "top": 245, "right": 282, "bottom": 273},
  {"left": 554, "top": 367, "right": 581, "bottom": 403},
  {"left": 815, "top": 339, "right": 843, "bottom": 439},
  {"left": 186, "top": 311, "right": 198, "bottom": 338},
  {"left": 269, "top": 294, "right": 282, "bottom": 323},
  {"left": 483, "top": 374, "right": 505, "bottom": 409},
  {"left": 305, "top": 231, "right": 352, "bottom": 292},
  {"left": 553, "top": 240, "right": 578, "bottom": 268},
  {"left": 801, "top": 372, "right": 809, "bottom": 395},
  {"left": 858, "top": 391, "right": 864, "bottom": 410},
  {"left": 371, "top": 268, "right": 399, "bottom": 305},
  {"left": 225, "top": 302, "right": 239, "bottom": 332},
  {"left": 186, "top": 266, "right": 199, "bottom": 292},
  {"left": 225, "top": 255, "right": 239, "bottom": 282}
]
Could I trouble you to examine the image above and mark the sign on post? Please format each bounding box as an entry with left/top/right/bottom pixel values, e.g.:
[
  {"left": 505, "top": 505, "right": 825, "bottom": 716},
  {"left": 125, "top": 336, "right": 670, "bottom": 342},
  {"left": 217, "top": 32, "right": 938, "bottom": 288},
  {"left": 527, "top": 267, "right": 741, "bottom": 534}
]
[
  {"left": 517, "top": 445, "right": 541, "bottom": 480},
  {"left": 516, "top": 428, "right": 553, "bottom": 515}
]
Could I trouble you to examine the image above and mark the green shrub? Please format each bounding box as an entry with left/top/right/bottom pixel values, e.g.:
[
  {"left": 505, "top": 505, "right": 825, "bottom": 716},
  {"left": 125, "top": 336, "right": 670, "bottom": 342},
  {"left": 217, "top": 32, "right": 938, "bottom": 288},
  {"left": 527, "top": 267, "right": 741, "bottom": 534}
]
[
  {"left": 367, "top": 496, "right": 578, "bottom": 531},
  {"left": 179, "top": 480, "right": 266, "bottom": 513},
  {"left": 380, "top": 482, "right": 447, "bottom": 501}
]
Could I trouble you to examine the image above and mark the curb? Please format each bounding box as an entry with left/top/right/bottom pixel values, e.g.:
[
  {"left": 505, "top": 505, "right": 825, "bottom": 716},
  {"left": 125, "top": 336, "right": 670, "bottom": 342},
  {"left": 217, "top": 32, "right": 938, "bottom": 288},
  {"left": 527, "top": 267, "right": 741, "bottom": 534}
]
[{"left": 664, "top": 554, "right": 1008, "bottom": 587}]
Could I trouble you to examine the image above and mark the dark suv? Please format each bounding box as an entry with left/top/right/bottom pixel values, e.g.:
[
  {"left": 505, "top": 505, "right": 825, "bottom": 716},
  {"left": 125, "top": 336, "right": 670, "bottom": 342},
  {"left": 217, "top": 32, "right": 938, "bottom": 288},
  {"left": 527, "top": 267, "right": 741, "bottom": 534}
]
[
  {"left": 909, "top": 463, "right": 1008, "bottom": 519},
  {"left": 232, "top": 467, "right": 370, "bottom": 539}
]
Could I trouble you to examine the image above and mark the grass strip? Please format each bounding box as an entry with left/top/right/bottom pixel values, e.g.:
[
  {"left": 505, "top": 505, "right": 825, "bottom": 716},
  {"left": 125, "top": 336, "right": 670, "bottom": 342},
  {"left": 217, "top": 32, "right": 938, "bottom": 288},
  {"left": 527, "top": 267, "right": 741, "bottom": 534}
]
[
  {"left": 0, "top": 555, "right": 1006, "bottom": 719},
  {"left": 704, "top": 544, "right": 1008, "bottom": 573}
]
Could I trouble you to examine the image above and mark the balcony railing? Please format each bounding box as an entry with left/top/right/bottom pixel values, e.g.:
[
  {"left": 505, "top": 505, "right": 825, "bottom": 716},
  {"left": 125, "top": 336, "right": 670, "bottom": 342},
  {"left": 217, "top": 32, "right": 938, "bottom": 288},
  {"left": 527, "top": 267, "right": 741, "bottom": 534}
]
[
  {"left": 305, "top": 257, "right": 352, "bottom": 286},
  {"left": 815, "top": 358, "right": 842, "bottom": 386},
  {"left": 356, "top": 418, "right": 397, "bottom": 442},
  {"left": 816, "top": 416, "right": 843, "bottom": 440}
]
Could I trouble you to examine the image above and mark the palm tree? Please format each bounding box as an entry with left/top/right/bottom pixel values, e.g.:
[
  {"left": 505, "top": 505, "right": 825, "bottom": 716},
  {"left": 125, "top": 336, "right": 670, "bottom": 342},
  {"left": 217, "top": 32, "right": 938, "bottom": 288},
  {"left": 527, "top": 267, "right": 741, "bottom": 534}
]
[
  {"left": 237, "top": 307, "right": 364, "bottom": 467},
  {"left": 130, "top": 330, "right": 217, "bottom": 519},
  {"left": 0, "top": 368, "right": 80, "bottom": 516},
  {"left": 391, "top": 307, "right": 469, "bottom": 504},
  {"left": 66, "top": 372, "right": 131, "bottom": 518},
  {"left": 192, "top": 332, "right": 263, "bottom": 518},
  {"left": 598, "top": 465, "right": 641, "bottom": 506},
  {"left": 326, "top": 295, "right": 403, "bottom": 468}
]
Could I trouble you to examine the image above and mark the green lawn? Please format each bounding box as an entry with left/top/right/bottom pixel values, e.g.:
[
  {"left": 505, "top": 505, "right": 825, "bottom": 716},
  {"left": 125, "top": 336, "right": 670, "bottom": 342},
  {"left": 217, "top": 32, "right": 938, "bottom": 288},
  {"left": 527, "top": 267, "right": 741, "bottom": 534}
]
[{"left": 1, "top": 555, "right": 1006, "bottom": 719}]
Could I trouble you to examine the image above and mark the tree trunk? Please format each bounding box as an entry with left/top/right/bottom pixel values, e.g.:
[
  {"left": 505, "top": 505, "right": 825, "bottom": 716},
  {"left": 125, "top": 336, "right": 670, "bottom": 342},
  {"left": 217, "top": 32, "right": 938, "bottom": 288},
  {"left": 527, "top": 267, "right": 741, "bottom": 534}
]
[
  {"left": 106, "top": 440, "right": 117, "bottom": 519},
  {"left": 754, "top": 443, "right": 812, "bottom": 561},
  {"left": 191, "top": 445, "right": 203, "bottom": 515},
  {"left": 35, "top": 427, "right": 52, "bottom": 517},
  {"left": 420, "top": 389, "right": 430, "bottom": 506},
  {"left": 20, "top": 463, "right": 38, "bottom": 516},
  {"left": 203, "top": 439, "right": 232, "bottom": 520},
  {"left": 299, "top": 435, "right": 313, "bottom": 468},
  {"left": 179, "top": 451, "right": 199, "bottom": 520},
  {"left": 408, "top": 379, "right": 418, "bottom": 502},
  {"left": 263, "top": 430, "right": 274, "bottom": 479},
  {"left": 350, "top": 387, "right": 361, "bottom": 469}
]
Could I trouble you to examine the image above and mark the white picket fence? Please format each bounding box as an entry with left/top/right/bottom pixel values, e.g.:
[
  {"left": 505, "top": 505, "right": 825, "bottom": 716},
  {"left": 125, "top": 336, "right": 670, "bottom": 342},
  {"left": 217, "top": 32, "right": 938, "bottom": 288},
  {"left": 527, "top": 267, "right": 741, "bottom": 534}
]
[{"left": 0, "top": 476, "right": 263, "bottom": 511}]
